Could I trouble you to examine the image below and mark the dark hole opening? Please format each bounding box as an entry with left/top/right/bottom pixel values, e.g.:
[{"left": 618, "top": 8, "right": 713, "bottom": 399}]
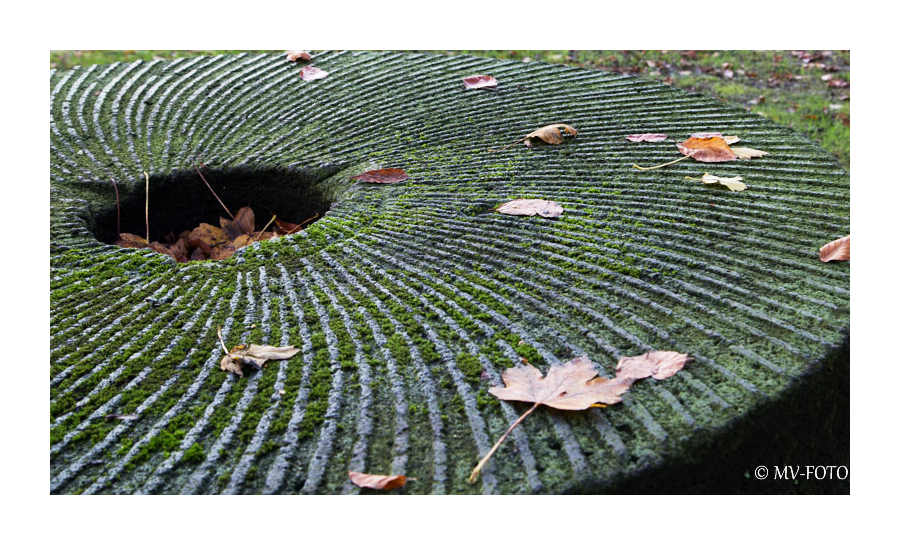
[{"left": 93, "top": 165, "right": 343, "bottom": 246}]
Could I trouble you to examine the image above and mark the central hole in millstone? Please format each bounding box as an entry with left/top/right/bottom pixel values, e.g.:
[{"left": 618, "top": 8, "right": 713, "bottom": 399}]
[{"left": 93, "top": 165, "right": 342, "bottom": 260}]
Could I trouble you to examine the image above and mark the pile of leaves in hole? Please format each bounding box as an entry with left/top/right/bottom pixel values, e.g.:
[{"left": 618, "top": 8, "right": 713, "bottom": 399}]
[{"left": 115, "top": 206, "right": 306, "bottom": 262}]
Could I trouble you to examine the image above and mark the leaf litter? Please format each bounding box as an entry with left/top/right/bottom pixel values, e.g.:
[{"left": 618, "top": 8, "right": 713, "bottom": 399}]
[
  {"left": 489, "top": 124, "right": 577, "bottom": 151},
  {"left": 217, "top": 326, "right": 300, "bottom": 377},
  {"left": 348, "top": 471, "right": 410, "bottom": 491}
]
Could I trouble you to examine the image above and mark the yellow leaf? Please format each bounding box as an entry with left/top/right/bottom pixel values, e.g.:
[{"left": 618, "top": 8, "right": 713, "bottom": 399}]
[{"left": 731, "top": 147, "right": 769, "bottom": 160}]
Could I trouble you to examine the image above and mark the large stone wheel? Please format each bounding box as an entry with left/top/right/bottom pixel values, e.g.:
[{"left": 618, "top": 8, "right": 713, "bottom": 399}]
[{"left": 50, "top": 51, "right": 849, "bottom": 494}]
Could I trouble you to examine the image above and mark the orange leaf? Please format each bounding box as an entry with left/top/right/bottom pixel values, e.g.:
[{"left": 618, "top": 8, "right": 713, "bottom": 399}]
[
  {"left": 274, "top": 218, "right": 300, "bottom": 235},
  {"left": 351, "top": 168, "right": 409, "bottom": 184},
  {"left": 616, "top": 351, "right": 693, "bottom": 381},
  {"left": 348, "top": 471, "right": 407, "bottom": 491},
  {"left": 819, "top": 235, "right": 850, "bottom": 262},
  {"left": 188, "top": 223, "right": 227, "bottom": 254},
  {"left": 676, "top": 136, "right": 737, "bottom": 162}
]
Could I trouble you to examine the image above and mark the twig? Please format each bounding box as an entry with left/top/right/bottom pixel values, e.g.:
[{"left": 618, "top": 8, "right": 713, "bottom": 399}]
[
  {"left": 468, "top": 402, "right": 539, "bottom": 484},
  {"left": 632, "top": 155, "right": 690, "bottom": 170},
  {"left": 143, "top": 171, "right": 149, "bottom": 242},
  {"left": 110, "top": 178, "right": 121, "bottom": 238},
  {"left": 217, "top": 326, "right": 229, "bottom": 355},
  {"left": 286, "top": 212, "right": 319, "bottom": 234},
  {"left": 255, "top": 214, "right": 277, "bottom": 241},
  {"left": 192, "top": 159, "right": 234, "bottom": 220}
]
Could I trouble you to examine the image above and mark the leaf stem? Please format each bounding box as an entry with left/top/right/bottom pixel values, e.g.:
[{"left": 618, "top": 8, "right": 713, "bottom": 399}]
[
  {"left": 110, "top": 178, "right": 121, "bottom": 238},
  {"left": 488, "top": 137, "right": 526, "bottom": 153},
  {"left": 632, "top": 155, "right": 690, "bottom": 170},
  {"left": 468, "top": 402, "right": 539, "bottom": 484},
  {"left": 256, "top": 214, "right": 277, "bottom": 241},
  {"left": 192, "top": 159, "right": 234, "bottom": 220},
  {"left": 216, "top": 326, "right": 228, "bottom": 355}
]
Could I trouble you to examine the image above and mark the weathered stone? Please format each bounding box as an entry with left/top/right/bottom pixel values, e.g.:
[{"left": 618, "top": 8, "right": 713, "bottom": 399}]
[{"left": 50, "top": 52, "right": 849, "bottom": 494}]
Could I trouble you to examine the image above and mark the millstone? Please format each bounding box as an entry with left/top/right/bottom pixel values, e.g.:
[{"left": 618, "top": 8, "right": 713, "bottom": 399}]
[{"left": 50, "top": 51, "right": 849, "bottom": 494}]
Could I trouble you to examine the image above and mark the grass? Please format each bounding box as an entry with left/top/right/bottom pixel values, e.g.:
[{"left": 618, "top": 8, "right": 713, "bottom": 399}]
[{"left": 50, "top": 50, "right": 849, "bottom": 169}]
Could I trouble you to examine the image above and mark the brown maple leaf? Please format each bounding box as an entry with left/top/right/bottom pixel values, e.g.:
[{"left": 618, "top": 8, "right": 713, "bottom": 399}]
[
  {"left": 676, "top": 136, "right": 737, "bottom": 162},
  {"left": 350, "top": 168, "right": 409, "bottom": 184},
  {"left": 469, "top": 356, "right": 631, "bottom": 483},
  {"left": 616, "top": 350, "right": 693, "bottom": 381},
  {"left": 496, "top": 199, "right": 564, "bottom": 218},
  {"left": 819, "top": 235, "right": 850, "bottom": 262},
  {"left": 218, "top": 327, "right": 300, "bottom": 377},
  {"left": 348, "top": 471, "right": 408, "bottom": 491}
]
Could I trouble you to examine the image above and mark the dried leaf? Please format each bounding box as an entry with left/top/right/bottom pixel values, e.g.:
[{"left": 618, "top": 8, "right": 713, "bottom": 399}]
[
  {"left": 221, "top": 207, "right": 255, "bottom": 240},
  {"left": 692, "top": 172, "right": 746, "bottom": 191},
  {"left": 285, "top": 50, "right": 311, "bottom": 62},
  {"left": 274, "top": 218, "right": 301, "bottom": 235},
  {"left": 149, "top": 241, "right": 179, "bottom": 261},
  {"left": 188, "top": 223, "right": 227, "bottom": 255},
  {"left": 490, "top": 356, "right": 632, "bottom": 410},
  {"left": 300, "top": 66, "right": 328, "bottom": 81},
  {"left": 731, "top": 147, "right": 769, "bottom": 160},
  {"left": 348, "top": 471, "right": 408, "bottom": 491},
  {"left": 526, "top": 124, "right": 578, "bottom": 145},
  {"left": 350, "top": 168, "right": 409, "bottom": 184},
  {"left": 688, "top": 133, "right": 741, "bottom": 145},
  {"left": 220, "top": 343, "right": 301, "bottom": 377},
  {"left": 626, "top": 133, "right": 668, "bottom": 142},
  {"left": 616, "top": 351, "right": 693, "bottom": 381},
  {"left": 676, "top": 136, "right": 737, "bottom": 162},
  {"left": 496, "top": 199, "right": 564, "bottom": 218},
  {"left": 115, "top": 233, "right": 148, "bottom": 249},
  {"left": 819, "top": 235, "right": 850, "bottom": 262},
  {"left": 463, "top": 75, "right": 497, "bottom": 90}
]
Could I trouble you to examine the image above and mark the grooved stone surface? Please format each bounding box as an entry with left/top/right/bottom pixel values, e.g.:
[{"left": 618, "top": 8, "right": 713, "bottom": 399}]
[{"left": 50, "top": 51, "right": 850, "bottom": 494}]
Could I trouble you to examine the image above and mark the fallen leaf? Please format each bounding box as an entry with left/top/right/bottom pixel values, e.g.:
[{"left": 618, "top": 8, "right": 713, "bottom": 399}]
[
  {"left": 463, "top": 75, "right": 497, "bottom": 90},
  {"left": 348, "top": 471, "right": 408, "bottom": 491},
  {"left": 300, "top": 66, "right": 328, "bottom": 81},
  {"left": 220, "top": 342, "right": 301, "bottom": 377},
  {"left": 677, "top": 136, "right": 737, "bottom": 162},
  {"left": 285, "top": 50, "right": 311, "bottom": 62},
  {"left": 626, "top": 133, "right": 668, "bottom": 142},
  {"left": 351, "top": 168, "right": 409, "bottom": 184},
  {"left": 490, "top": 124, "right": 577, "bottom": 151},
  {"left": 616, "top": 351, "right": 693, "bottom": 381},
  {"left": 274, "top": 218, "right": 300, "bottom": 235},
  {"left": 220, "top": 206, "right": 255, "bottom": 239},
  {"left": 731, "top": 147, "right": 769, "bottom": 160},
  {"left": 688, "top": 172, "right": 747, "bottom": 191},
  {"left": 489, "top": 356, "right": 632, "bottom": 410},
  {"left": 115, "top": 233, "right": 148, "bottom": 249},
  {"left": 690, "top": 132, "right": 741, "bottom": 144},
  {"left": 469, "top": 356, "right": 632, "bottom": 483},
  {"left": 496, "top": 199, "right": 564, "bottom": 218},
  {"left": 188, "top": 223, "right": 227, "bottom": 255},
  {"left": 819, "top": 235, "right": 850, "bottom": 262}
]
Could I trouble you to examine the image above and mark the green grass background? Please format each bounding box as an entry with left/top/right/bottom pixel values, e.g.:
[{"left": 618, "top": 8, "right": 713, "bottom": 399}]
[{"left": 50, "top": 50, "right": 849, "bottom": 169}]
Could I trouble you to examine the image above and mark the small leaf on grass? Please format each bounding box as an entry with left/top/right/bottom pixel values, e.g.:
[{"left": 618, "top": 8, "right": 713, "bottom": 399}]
[
  {"left": 463, "top": 75, "right": 497, "bottom": 90},
  {"left": 731, "top": 147, "right": 769, "bottom": 160},
  {"left": 616, "top": 351, "right": 693, "bottom": 381},
  {"left": 220, "top": 343, "right": 301, "bottom": 377},
  {"left": 687, "top": 172, "right": 747, "bottom": 191},
  {"left": 348, "top": 471, "right": 408, "bottom": 491},
  {"left": 626, "top": 133, "right": 668, "bottom": 142},
  {"left": 350, "top": 168, "right": 409, "bottom": 184},
  {"left": 496, "top": 199, "right": 564, "bottom": 218},
  {"left": 819, "top": 235, "right": 850, "bottom": 262},
  {"left": 285, "top": 50, "right": 311, "bottom": 62},
  {"left": 300, "top": 66, "right": 328, "bottom": 81}
]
